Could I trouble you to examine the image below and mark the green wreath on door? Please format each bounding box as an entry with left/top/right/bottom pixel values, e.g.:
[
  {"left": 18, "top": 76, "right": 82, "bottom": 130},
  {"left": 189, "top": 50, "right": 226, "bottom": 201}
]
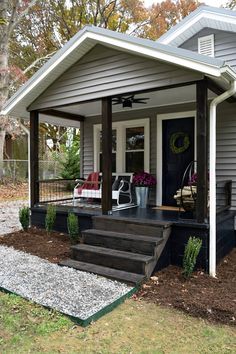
[{"left": 170, "top": 132, "right": 190, "bottom": 154}]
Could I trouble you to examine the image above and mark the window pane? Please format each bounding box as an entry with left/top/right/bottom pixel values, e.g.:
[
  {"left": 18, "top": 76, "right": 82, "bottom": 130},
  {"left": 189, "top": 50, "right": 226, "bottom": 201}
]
[
  {"left": 100, "top": 130, "right": 116, "bottom": 151},
  {"left": 126, "top": 151, "right": 144, "bottom": 172},
  {"left": 100, "top": 153, "right": 116, "bottom": 172},
  {"left": 126, "top": 127, "right": 144, "bottom": 150}
]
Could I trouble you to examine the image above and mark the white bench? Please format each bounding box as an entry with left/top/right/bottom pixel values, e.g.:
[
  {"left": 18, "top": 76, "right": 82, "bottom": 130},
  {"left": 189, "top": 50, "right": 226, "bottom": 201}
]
[{"left": 73, "top": 173, "right": 133, "bottom": 207}]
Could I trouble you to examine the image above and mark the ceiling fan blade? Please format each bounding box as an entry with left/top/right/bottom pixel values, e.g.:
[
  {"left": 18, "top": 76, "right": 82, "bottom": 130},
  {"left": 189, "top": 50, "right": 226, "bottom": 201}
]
[
  {"left": 134, "top": 98, "right": 149, "bottom": 101},
  {"left": 125, "top": 95, "right": 134, "bottom": 100},
  {"left": 133, "top": 99, "right": 149, "bottom": 104}
]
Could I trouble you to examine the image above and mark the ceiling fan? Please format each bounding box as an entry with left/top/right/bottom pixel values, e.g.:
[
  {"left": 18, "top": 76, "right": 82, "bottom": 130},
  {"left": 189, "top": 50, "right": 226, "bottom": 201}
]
[{"left": 112, "top": 95, "right": 149, "bottom": 108}]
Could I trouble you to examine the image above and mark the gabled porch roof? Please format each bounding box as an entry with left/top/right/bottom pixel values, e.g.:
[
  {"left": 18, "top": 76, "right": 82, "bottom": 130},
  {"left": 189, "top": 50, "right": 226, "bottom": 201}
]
[{"left": 2, "top": 25, "right": 236, "bottom": 119}]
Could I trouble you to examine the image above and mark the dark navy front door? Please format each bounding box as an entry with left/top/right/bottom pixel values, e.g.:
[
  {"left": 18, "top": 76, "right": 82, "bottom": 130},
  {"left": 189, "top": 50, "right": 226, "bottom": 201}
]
[{"left": 162, "top": 117, "right": 194, "bottom": 206}]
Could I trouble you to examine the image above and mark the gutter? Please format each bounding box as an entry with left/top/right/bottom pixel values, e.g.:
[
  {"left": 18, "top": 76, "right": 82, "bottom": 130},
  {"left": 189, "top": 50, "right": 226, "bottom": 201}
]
[{"left": 209, "top": 76, "right": 236, "bottom": 277}]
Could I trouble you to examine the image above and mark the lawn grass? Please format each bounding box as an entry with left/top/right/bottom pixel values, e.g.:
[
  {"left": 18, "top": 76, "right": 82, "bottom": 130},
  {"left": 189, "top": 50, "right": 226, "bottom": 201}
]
[{"left": 1, "top": 291, "right": 236, "bottom": 353}]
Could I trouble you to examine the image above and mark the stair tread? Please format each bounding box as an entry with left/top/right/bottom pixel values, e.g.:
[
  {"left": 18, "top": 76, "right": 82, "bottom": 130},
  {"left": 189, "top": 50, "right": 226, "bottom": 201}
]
[
  {"left": 72, "top": 244, "right": 154, "bottom": 262},
  {"left": 94, "top": 215, "right": 172, "bottom": 228},
  {"left": 82, "top": 229, "right": 163, "bottom": 244},
  {"left": 59, "top": 259, "right": 145, "bottom": 285}
]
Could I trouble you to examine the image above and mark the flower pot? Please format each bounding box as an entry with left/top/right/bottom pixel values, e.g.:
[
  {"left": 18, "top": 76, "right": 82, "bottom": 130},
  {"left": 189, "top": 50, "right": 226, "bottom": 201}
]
[{"left": 135, "top": 186, "right": 149, "bottom": 208}]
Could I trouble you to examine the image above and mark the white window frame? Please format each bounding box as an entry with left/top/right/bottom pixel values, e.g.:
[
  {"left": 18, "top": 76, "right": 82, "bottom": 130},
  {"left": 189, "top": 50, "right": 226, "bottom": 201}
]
[
  {"left": 156, "top": 111, "right": 196, "bottom": 206},
  {"left": 94, "top": 118, "right": 150, "bottom": 173},
  {"left": 198, "top": 34, "right": 215, "bottom": 57}
]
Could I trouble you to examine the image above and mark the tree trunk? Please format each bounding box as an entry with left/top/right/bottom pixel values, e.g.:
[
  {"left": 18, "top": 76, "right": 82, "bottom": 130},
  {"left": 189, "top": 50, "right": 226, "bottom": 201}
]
[
  {"left": 0, "top": 0, "right": 10, "bottom": 165},
  {"left": 0, "top": 129, "right": 6, "bottom": 177}
]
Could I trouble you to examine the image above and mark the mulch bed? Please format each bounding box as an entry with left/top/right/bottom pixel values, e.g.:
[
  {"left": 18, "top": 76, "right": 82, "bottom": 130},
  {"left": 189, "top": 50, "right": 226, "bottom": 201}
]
[
  {"left": 135, "top": 248, "right": 236, "bottom": 326},
  {"left": 0, "top": 226, "right": 235, "bottom": 326},
  {"left": 0, "top": 227, "right": 71, "bottom": 263}
]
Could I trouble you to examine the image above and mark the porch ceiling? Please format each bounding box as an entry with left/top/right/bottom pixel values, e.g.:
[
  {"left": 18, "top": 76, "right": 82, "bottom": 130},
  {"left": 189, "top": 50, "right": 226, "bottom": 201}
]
[{"left": 38, "top": 85, "right": 216, "bottom": 126}]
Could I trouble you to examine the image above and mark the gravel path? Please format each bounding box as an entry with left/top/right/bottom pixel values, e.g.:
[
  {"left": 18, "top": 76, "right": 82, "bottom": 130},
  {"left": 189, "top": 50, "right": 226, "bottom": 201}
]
[
  {"left": 0, "top": 201, "right": 27, "bottom": 235},
  {"left": 0, "top": 245, "right": 133, "bottom": 320}
]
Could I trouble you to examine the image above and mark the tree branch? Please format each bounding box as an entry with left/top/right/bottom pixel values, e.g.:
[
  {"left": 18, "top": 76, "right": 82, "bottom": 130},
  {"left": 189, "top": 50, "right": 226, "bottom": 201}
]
[{"left": 9, "top": 0, "right": 39, "bottom": 34}]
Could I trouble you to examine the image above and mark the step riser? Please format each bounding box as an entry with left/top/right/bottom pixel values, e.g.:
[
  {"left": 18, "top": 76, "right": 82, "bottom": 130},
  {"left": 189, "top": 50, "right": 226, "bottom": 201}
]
[
  {"left": 72, "top": 248, "right": 147, "bottom": 274},
  {"left": 59, "top": 260, "right": 145, "bottom": 285},
  {"left": 93, "top": 219, "right": 163, "bottom": 238},
  {"left": 82, "top": 233, "right": 156, "bottom": 255}
]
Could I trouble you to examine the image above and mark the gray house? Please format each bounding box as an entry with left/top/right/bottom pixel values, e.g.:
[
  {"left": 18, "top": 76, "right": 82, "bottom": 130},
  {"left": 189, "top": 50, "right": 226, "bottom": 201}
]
[{"left": 3, "top": 5, "right": 236, "bottom": 284}]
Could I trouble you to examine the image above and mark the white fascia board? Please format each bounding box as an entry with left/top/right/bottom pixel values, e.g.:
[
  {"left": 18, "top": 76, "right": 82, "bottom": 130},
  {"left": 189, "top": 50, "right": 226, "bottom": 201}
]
[
  {"left": 160, "top": 12, "right": 236, "bottom": 46},
  {"left": 87, "top": 32, "right": 222, "bottom": 77},
  {"left": 1, "top": 31, "right": 92, "bottom": 116}
]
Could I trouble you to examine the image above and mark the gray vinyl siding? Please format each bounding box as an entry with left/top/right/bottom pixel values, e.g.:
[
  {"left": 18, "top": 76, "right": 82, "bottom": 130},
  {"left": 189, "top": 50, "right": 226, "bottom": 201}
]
[
  {"left": 30, "top": 44, "right": 202, "bottom": 111},
  {"left": 216, "top": 102, "right": 236, "bottom": 210},
  {"left": 180, "top": 28, "right": 236, "bottom": 70},
  {"left": 83, "top": 102, "right": 196, "bottom": 205}
]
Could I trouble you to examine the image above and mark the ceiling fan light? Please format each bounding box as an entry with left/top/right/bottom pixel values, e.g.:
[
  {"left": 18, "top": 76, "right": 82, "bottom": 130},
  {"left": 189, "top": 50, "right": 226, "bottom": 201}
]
[{"left": 123, "top": 100, "right": 132, "bottom": 108}]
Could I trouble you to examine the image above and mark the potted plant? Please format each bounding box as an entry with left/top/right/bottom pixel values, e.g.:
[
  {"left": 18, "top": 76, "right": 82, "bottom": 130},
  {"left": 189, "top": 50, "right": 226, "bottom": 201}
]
[{"left": 133, "top": 171, "right": 157, "bottom": 208}]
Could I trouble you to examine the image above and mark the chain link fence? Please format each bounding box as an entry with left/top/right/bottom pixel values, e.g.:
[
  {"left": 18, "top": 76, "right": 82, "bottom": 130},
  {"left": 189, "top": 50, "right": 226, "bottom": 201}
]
[{"left": 0, "top": 160, "right": 62, "bottom": 183}]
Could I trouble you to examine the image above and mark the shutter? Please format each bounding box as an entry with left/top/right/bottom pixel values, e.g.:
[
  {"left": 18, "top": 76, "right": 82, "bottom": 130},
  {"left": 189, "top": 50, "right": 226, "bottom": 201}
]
[{"left": 198, "top": 34, "right": 214, "bottom": 57}]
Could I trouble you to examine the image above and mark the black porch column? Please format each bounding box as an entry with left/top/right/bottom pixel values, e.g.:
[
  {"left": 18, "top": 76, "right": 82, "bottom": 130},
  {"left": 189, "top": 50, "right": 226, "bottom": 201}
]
[
  {"left": 196, "top": 80, "right": 208, "bottom": 223},
  {"left": 101, "top": 97, "right": 112, "bottom": 214},
  {"left": 30, "top": 110, "right": 39, "bottom": 208}
]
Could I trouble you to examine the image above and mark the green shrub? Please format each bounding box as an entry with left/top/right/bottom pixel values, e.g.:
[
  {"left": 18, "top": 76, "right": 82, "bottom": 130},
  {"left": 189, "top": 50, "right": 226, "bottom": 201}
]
[
  {"left": 19, "top": 206, "right": 30, "bottom": 231},
  {"left": 67, "top": 213, "right": 79, "bottom": 244},
  {"left": 45, "top": 205, "right": 56, "bottom": 233},
  {"left": 183, "top": 236, "right": 202, "bottom": 278}
]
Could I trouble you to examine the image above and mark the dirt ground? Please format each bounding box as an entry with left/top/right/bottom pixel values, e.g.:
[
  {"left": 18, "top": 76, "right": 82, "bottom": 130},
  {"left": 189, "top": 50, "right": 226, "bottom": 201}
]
[
  {"left": 135, "top": 248, "right": 236, "bottom": 327},
  {"left": 0, "top": 225, "right": 235, "bottom": 327},
  {"left": 0, "top": 228, "right": 71, "bottom": 263}
]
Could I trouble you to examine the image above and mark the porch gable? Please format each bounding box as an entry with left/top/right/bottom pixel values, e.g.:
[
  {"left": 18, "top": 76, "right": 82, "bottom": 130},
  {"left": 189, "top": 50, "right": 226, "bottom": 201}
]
[{"left": 29, "top": 44, "right": 203, "bottom": 111}]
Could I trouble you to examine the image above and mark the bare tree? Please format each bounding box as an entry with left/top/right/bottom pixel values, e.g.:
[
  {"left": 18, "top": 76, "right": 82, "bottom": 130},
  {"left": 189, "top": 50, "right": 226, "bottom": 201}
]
[{"left": 0, "top": 0, "right": 38, "bottom": 172}]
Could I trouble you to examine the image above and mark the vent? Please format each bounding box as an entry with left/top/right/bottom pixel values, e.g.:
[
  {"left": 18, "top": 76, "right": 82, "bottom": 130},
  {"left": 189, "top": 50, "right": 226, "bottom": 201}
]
[{"left": 198, "top": 34, "right": 214, "bottom": 57}]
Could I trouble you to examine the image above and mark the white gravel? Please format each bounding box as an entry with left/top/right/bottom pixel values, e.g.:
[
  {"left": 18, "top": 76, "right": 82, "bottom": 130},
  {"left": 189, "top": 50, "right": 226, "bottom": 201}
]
[
  {"left": 0, "top": 245, "right": 133, "bottom": 320},
  {"left": 0, "top": 200, "right": 27, "bottom": 235}
]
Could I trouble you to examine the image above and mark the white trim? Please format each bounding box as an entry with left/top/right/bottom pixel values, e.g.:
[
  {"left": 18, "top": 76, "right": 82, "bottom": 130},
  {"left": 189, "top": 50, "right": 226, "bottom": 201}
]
[
  {"left": 93, "top": 118, "right": 150, "bottom": 174},
  {"left": 156, "top": 111, "right": 196, "bottom": 206}
]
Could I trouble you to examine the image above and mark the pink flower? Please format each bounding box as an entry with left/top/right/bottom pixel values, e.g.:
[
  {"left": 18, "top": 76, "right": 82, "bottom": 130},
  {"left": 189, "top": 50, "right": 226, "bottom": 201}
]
[{"left": 133, "top": 171, "right": 157, "bottom": 187}]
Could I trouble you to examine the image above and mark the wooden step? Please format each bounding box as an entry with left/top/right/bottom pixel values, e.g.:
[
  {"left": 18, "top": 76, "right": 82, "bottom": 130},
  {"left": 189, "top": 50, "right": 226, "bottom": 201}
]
[
  {"left": 93, "top": 216, "right": 171, "bottom": 238},
  {"left": 82, "top": 229, "right": 163, "bottom": 255},
  {"left": 71, "top": 244, "right": 154, "bottom": 275},
  {"left": 59, "top": 259, "right": 145, "bottom": 285}
]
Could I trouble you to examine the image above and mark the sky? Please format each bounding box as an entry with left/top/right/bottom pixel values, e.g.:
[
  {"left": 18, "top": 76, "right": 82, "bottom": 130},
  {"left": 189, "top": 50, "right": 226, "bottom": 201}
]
[{"left": 144, "top": 0, "right": 227, "bottom": 7}]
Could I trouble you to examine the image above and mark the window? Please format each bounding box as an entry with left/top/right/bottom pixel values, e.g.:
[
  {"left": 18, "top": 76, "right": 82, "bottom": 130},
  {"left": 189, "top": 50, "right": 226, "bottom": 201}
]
[
  {"left": 94, "top": 119, "right": 149, "bottom": 173},
  {"left": 125, "top": 127, "right": 144, "bottom": 172},
  {"left": 99, "top": 129, "right": 117, "bottom": 172},
  {"left": 198, "top": 34, "right": 214, "bottom": 57}
]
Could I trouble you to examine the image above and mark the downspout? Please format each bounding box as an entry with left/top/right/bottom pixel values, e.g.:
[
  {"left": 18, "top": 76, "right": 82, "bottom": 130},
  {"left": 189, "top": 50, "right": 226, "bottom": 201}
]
[
  {"left": 209, "top": 79, "right": 236, "bottom": 277},
  {"left": 19, "top": 122, "right": 30, "bottom": 208}
]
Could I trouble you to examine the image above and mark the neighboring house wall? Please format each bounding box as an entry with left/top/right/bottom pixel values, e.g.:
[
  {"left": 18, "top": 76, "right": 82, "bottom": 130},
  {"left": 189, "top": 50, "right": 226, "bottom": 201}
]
[
  {"left": 216, "top": 102, "right": 236, "bottom": 210},
  {"left": 30, "top": 44, "right": 202, "bottom": 111},
  {"left": 180, "top": 28, "right": 236, "bottom": 70}
]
